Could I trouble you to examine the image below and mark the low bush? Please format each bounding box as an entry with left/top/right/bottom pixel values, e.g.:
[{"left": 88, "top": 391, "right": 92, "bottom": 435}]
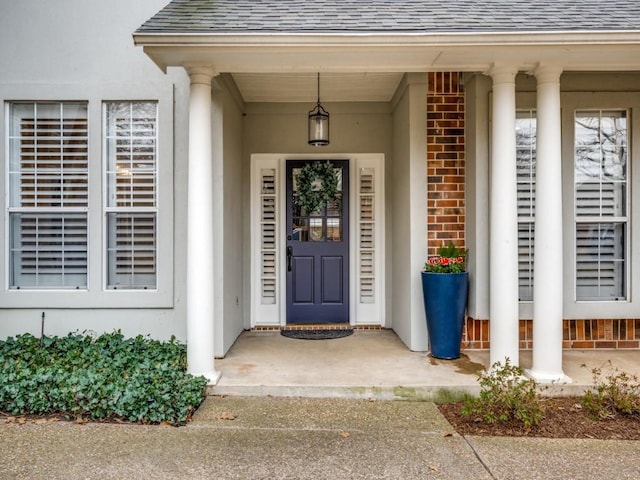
[
  {"left": 581, "top": 363, "right": 640, "bottom": 420},
  {"left": 461, "top": 358, "right": 545, "bottom": 429},
  {"left": 0, "top": 332, "right": 208, "bottom": 426}
]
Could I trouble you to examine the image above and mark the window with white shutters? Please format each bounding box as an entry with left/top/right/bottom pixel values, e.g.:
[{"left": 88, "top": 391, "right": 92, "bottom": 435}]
[
  {"left": 516, "top": 110, "right": 536, "bottom": 301},
  {"left": 574, "top": 110, "right": 628, "bottom": 300},
  {"left": 8, "top": 102, "right": 88, "bottom": 288},
  {"left": 105, "top": 102, "right": 157, "bottom": 289}
]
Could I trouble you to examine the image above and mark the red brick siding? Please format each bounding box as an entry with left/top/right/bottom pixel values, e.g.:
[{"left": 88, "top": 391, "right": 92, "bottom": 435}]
[
  {"left": 463, "top": 318, "right": 640, "bottom": 350},
  {"left": 427, "top": 72, "right": 465, "bottom": 256}
]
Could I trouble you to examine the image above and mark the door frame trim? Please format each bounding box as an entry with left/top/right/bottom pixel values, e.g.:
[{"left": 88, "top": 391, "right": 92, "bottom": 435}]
[{"left": 250, "top": 153, "right": 385, "bottom": 328}]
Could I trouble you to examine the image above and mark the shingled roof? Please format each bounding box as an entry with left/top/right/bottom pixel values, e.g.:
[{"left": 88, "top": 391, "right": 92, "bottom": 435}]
[{"left": 137, "top": 0, "right": 640, "bottom": 34}]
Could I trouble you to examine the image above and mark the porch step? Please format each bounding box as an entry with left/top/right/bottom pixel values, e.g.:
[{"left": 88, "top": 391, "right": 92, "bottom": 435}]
[{"left": 208, "top": 383, "right": 480, "bottom": 401}]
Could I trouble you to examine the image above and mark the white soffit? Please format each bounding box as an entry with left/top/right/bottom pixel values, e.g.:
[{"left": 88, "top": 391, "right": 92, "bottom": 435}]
[{"left": 231, "top": 72, "right": 404, "bottom": 102}]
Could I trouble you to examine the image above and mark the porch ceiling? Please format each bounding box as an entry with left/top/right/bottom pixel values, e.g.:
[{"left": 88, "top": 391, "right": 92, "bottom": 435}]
[{"left": 230, "top": 72, "right": 403, "bottom": 103}]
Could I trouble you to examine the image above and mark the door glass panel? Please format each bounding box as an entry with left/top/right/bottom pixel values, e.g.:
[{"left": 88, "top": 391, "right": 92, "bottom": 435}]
[
  {"left": 309, "top": 218, "right": 323, "bottom": 241},
  {"left": 327, "top": 218, "right": 342, "bottom": 241},
  {"left": 292, "top": 218, "right": 309, "bottom": 241},
  {"left": 291, "top": 164, "right": 344, "bottom": 242},
  {"left": 326, "top": 194, "right": 342, "bottom": 216}
]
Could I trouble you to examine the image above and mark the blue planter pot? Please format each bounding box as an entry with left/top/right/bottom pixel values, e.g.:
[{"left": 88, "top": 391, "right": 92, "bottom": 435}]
[{"left": 421, "top": 271, "right": 469, "bottom": 359}]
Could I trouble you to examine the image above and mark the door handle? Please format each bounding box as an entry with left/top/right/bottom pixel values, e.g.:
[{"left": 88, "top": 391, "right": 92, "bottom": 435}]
[{"left": 287, "top": 246, "right": 293, "bottom": 272}]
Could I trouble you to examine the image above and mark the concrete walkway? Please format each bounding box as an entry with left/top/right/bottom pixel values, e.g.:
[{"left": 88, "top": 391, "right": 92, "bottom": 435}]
[
  {"left": 211, "top": 330, "right": 640, "bottom": 398},
  {"left": 2, "top": 396, "right": 638, "bottom": 479}
]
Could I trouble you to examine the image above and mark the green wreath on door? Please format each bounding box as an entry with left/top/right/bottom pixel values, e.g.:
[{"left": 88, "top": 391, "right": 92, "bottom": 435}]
[{"left": 296, "top": 161, "right": 339, "bottom": 213}]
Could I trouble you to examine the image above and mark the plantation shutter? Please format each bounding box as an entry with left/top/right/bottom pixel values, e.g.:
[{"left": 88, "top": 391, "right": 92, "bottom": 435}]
[
  {"left": 8, "top": 103, "right": 88, "bottom": 288},
  {"left": 105, "top": 102, "right": 158, "bottom": 289},
  {"left": 260, "top": 168, "right": 278, "bottom": 304},
  {"left": 574, "top": 111, "right": 627, "bottom": 300},
  {"left": 516, "top": 111, "right": 536, "bottom": 301},
  {"left": 358, "top": 168, "right": 376, "bottom": 304}
]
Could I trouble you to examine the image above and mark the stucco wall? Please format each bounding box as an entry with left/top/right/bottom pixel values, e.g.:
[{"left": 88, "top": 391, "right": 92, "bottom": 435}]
[
  {"left": 214, "top": 78, "right": 245, "bottom": 356},
  {"left": 242, "top": 102, "right": 393, "bottom": 155},
  {"left": 0, "top": 0, "right": 172, "bottom": 85},
  {"left": 390, "top": 74, "right": 429, "bottom": 351},
  {"left": 390, "top": 85, "right": 412, "bottom": 346},
  {"left": 0, "top": 0, "right": 190, "bottom": 341}
]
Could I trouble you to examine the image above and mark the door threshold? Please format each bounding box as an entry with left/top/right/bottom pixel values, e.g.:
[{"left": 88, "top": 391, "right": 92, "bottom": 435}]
[{"left": 252, "top": 324, "right": 383, "bottom": 332}]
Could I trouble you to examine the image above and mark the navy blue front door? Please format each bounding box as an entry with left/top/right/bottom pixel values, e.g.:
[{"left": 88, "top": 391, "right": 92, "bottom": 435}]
[{"left": 286, "top": 160, "right": 349, "bottom": 324}]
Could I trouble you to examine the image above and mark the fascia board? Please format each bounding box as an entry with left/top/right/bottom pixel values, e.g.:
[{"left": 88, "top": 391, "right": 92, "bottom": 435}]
[{"left": 133, "top": 31, "right": 640, "bottom": 47}]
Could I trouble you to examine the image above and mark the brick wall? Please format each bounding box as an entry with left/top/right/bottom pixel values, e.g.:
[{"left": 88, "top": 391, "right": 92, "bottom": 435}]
[
  {"left": 463, "top": 317, "right": 640, "bottom": 350},
  {"left": 427, "top": 72, "right": 466, "bottom": 256}
]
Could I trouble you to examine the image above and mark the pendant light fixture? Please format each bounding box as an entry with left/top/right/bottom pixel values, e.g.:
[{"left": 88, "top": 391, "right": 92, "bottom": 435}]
[{"left": 308, "top": 73, "right": 329, "bottom": 146}]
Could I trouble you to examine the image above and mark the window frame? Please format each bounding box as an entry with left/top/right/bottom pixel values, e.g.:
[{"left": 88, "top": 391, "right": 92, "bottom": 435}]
[
  {"left": 560, "top": 92, "right": 639, "bottom": 319},
  {"left": 1, "top": 83, "right": 173, "bottom": 308},
  {"left": 6, "top": 101, "right": 90, "bottom": 290},
  {"left": 573, "top": 109, "right": 629, "bottom": 302},
  {"left": 103, "top": 101, "right": 159, "bottom": 290}
]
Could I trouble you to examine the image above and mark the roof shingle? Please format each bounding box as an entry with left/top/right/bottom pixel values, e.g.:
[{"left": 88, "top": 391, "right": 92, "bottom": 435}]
[{"left": 137, "top": 0, "right": 640, "bottom": 34}]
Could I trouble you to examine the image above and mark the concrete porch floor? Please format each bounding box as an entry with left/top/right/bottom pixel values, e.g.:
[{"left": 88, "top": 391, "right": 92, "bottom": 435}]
[{"left": 210, "top": 329, "right": 640, "bottom": 399}]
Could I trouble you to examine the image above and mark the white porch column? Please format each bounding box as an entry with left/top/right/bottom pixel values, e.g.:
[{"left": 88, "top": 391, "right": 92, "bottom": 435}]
[
  {"left": 528, "top": 65, "right": 570, "bottom": 383},
  {"left": 488, "top": 65, "right": 520, "bottom": 366},
  {"left": 185, "top": 65, "right": 220, "bottom": 384}
]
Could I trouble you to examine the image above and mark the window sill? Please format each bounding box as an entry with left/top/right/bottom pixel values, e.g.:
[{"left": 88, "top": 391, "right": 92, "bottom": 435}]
[{"left": 0, "top": 289, "right": 173, "bottom": 309}]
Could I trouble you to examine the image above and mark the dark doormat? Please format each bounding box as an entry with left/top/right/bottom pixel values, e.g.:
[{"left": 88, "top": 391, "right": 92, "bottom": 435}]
[{"left": 281, "top": 329, "right": 354, "bottom": 340}]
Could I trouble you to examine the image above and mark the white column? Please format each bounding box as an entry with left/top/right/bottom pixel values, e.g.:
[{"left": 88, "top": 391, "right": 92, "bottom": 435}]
[
  {"left": 527, "top": 65, "right": 570, "bottom": 383},
  {"left": 488, "top": 65, "right": 520, "bottom": 366},
  {"left": 185, "top": 65, "right": 220, "bottom": 384}
]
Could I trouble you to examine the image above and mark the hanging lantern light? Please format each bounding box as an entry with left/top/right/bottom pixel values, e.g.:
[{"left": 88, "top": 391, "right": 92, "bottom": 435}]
[{"left": 308, "top": 73, "right": 329, "bottom": 146}]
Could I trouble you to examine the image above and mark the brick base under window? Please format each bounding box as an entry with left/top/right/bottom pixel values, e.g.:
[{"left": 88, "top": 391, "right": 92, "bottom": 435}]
[{"left": 463, "top": 317, "right": 640, "bottom": 350}]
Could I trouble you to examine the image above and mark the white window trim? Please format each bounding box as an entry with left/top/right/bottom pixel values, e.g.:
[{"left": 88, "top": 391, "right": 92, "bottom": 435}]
[
  {"left": 6, "top": 101, "right": 90, "bottom": 290},
  {"left": 573, "top": 108, "right": 630, "bottom": 302},
  {"left": 561, "top": 93, "right": 639, "bottom": 319},
  {"left": 0, "top": 83, "right": 174, "bottom": 308},
  {"left": 102, "top": 101, "right": 159, "bottom": 291}
]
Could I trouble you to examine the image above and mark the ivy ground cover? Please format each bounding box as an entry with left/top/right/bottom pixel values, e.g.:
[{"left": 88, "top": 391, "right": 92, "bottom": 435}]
[{"left": 0, "top": 332, "right": 207, "bottom": 426}]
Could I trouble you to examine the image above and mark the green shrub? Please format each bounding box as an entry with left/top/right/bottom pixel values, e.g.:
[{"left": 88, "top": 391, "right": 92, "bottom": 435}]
[
  {"left": 0, "top": 332, "right": 207, "bottom": 425},
  {"left": 581, "top": 363, "right": 640, "bottom": 420},
  {"left": 461, "top": 358, "right": 545, "bottom": 429}
]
